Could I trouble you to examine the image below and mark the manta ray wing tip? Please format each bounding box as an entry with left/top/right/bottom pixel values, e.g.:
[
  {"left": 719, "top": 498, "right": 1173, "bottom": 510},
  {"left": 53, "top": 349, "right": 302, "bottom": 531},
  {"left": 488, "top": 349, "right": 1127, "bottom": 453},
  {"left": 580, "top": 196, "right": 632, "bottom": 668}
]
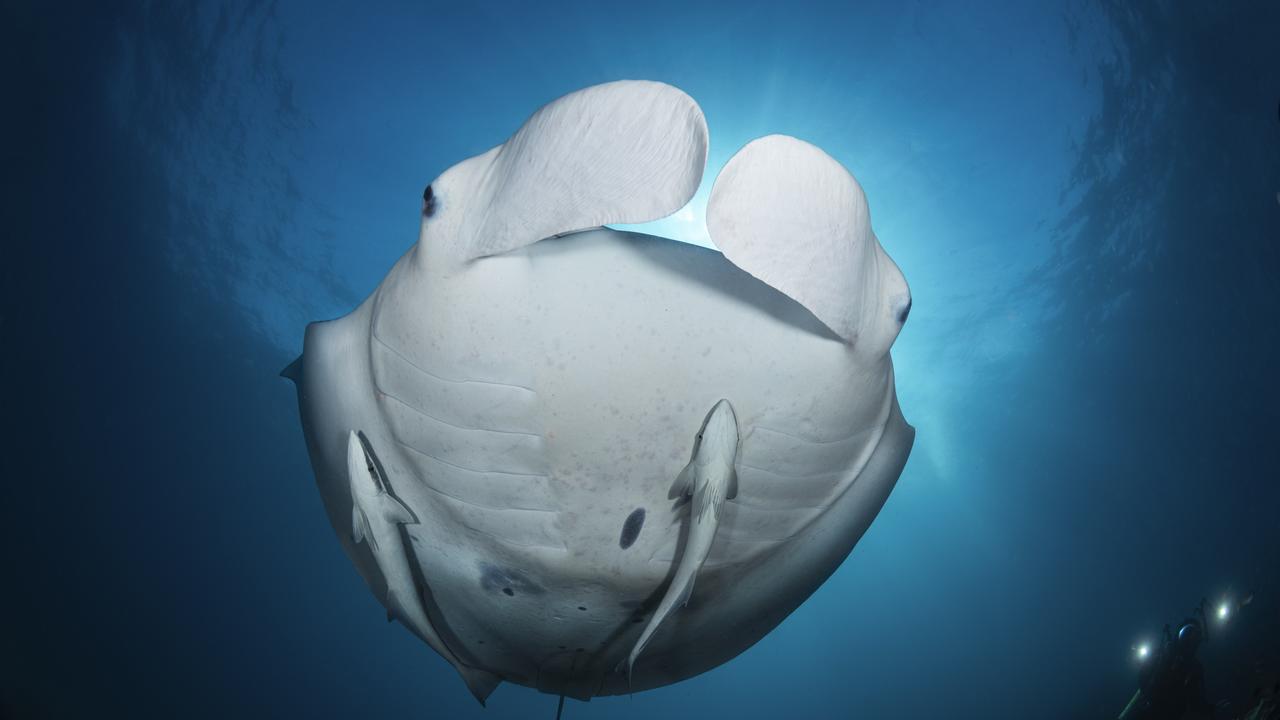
[{"left": 279, "top": 354, "right": 303, "bottom": 383}]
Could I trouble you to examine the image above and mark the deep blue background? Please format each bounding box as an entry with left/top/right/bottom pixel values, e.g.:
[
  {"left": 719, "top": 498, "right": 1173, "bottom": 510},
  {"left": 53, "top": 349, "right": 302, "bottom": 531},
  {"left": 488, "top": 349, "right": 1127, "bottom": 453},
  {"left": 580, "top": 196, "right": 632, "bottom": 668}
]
[{"left": 3, "top": 1, "right": 1278, "bottom": 718}]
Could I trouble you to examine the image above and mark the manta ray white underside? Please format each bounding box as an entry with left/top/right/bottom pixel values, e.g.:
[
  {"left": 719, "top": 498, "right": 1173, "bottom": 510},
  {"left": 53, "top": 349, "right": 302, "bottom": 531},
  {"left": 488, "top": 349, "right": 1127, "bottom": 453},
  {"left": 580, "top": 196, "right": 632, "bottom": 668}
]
[{"left": 285, "top": 80, "right": 914, "bottom": 705}]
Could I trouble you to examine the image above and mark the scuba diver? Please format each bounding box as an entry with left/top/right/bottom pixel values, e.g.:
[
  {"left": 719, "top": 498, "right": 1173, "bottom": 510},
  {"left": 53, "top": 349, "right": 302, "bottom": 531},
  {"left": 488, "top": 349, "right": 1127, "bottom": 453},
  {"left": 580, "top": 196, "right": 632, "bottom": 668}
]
[
  {"left": 1239, "top": 682, "right": 1280, "bottom": 720},
  {"left": 1120, "top": 601, "right": 1219, "bottom": 719}
]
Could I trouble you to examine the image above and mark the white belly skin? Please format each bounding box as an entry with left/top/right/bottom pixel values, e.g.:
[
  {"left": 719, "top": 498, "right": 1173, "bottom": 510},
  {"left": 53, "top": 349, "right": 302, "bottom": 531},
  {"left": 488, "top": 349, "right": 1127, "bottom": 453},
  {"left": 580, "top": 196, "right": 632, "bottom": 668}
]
[{"left": 292, "top": 228, "right": 913, "bottom": 698}]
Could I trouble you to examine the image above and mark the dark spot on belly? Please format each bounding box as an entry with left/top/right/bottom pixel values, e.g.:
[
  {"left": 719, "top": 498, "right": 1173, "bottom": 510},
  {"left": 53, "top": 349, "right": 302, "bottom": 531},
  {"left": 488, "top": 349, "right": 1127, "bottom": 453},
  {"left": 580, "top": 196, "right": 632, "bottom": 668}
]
[
  {"left": 478, "top": 562, "right": 545, "bottom": 596},
  {"left": 577, "top": 606, "right": 587, "bottom": 611},
  {"left": 619, "top": 507, "right": 646, "bottom": 549},
  {"left": 896, "top": 298, "right": 912, "bottom": 324}
]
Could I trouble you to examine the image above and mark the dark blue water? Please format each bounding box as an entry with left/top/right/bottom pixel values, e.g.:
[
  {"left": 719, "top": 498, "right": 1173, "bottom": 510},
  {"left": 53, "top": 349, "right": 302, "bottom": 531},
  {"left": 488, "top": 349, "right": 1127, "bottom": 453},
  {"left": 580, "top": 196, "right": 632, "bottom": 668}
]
[{"left": 4, "top": 1, "right": 1278, "bottom": 718}]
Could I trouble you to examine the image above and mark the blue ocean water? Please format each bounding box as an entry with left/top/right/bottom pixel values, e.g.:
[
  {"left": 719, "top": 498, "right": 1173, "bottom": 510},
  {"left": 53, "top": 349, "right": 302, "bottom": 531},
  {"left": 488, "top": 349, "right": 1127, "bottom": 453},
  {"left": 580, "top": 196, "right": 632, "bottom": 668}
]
[{"left": 3, "top": 1, "right": 1278, "bottom": 718}]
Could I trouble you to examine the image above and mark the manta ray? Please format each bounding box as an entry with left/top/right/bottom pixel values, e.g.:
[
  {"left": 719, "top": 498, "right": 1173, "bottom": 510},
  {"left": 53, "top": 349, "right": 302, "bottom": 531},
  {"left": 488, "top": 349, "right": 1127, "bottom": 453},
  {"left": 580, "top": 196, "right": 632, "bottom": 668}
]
[{"left": 284, "top": 79, "right": 914, "bottom": 707}]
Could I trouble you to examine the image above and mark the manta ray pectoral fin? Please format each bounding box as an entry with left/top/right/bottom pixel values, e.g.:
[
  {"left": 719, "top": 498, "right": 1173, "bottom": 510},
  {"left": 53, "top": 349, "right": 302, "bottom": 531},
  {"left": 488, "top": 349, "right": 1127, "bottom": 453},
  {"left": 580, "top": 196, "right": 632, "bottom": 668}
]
[
  {"left": 458, "top": 665, "right": 501, "bottom": 707},
  {"left": 279, "top": 354, "right": 303, "bottom": 383},
  {"left": 388, "top": 587, "right": 502, "bottom": 706}
]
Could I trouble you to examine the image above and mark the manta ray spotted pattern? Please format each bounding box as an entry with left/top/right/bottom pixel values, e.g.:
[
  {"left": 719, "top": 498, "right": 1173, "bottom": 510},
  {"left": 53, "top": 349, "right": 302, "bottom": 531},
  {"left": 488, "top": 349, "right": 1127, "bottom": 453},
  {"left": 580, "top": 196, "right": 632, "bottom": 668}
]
[{"left": 284, "top": 80, "right": 915, "bottom": 705}]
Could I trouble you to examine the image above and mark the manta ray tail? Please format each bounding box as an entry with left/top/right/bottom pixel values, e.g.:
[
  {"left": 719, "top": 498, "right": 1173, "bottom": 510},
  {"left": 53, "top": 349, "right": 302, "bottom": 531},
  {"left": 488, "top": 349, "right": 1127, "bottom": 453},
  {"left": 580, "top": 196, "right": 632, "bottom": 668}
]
[{"left": 459, "top": 665, "right": 501, "bottom": 707}]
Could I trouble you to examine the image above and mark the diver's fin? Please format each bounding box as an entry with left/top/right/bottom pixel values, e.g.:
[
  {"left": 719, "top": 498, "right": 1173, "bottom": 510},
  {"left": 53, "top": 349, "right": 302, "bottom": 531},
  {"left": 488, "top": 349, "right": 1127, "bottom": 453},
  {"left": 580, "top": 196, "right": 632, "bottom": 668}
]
[
  {"left": 707, "top": 134, "right": 910, "bottom": 354},
  {"left": 279, "top": 354, "right": 303, "bottom": 383},
  {"left": 446, "top": 80, "right": 708, "bottom": 262}
]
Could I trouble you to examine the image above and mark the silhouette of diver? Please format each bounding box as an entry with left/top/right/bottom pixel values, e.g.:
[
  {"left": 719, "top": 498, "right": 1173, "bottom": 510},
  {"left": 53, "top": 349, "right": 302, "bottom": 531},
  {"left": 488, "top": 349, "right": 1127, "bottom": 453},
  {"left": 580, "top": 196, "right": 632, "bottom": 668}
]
[
  {"left": 1120, "top": 603, "right": 1218, "bottom": 719},
  {"left": 1239, "top": 682, "right": 1280, "bottom": 720}
]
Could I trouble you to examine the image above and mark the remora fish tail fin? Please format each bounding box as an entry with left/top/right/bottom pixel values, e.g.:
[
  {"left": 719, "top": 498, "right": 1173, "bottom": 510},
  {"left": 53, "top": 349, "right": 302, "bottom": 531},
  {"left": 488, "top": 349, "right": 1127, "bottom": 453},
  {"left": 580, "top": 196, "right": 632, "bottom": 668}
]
[
  {"left": 441, "top": 80, "right": 709, "bottom": 263},
  {"left": 674, "top": 577, "right": 696, "bottom": 609}
]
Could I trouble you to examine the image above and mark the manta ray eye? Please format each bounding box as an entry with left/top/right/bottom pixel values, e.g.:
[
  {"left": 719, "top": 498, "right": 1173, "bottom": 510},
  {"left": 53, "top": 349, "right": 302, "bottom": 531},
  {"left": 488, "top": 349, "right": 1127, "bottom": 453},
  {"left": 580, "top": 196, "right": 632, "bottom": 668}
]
[
  {"left": 423, "top": 184, "right": 436, "bottom": 217},
  {"left": 696, "top": 433, "right": 703, "bottom": 440}
]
